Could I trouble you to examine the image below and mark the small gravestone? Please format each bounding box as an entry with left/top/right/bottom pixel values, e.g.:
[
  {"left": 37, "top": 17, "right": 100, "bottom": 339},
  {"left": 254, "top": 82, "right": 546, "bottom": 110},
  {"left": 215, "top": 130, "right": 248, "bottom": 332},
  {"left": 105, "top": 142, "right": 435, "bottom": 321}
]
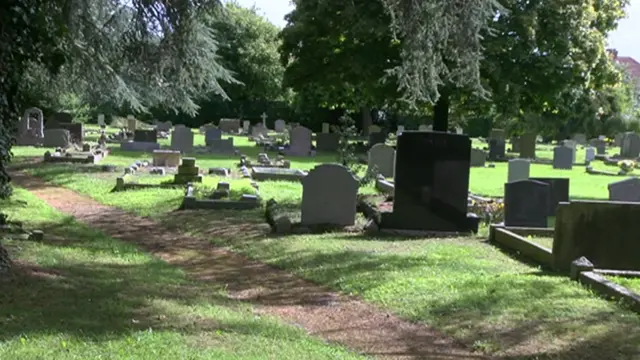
[
  {"left": 43, "top": 129, "right": 71, "bottom": 148},
  {"left": 396, "top": 125, "right": 405, "bottom": 135},
  {"left": 174, "top": 157, "right": 202, "bottom": 184},
  {"left": 621, "top": 132, "right": 640, "bottom": 158},
  {"left": 508, "top": 159, "right": 530, "bottom": 183},
  {"left": 243, "top": 120, "right": 250, "bottom": 133},
  {"left": 133, "top": 129, "right": 157, "bottom": 143},
  {"left": 418, "top": 124, "right": 429, "bottom": 131},
  {"left": 504, "top": 180, "right": 551, "bottom": 228},
  {"left": 470, "top": 148, "right": 486, "bottom": 167},
  {"left": 218, "top": 118, "right": 240, "bottom": 133},
  {"left": 368, "top": 143, "right": 395, "bottom": 178},
  {"left": 301, "top": 164, "right": 359, "bottom": 226},
  {"left": 488, "top": 139, "right": 506, "bottom": 161},
  {"left": 205, "top": 128, "right": 222, "bottom": 145},
  {"left": 171, "top": 125, "right": 194, "bottom": 153},
  {"left": 274, "top": 119, "right": 286, "bottom": 133},
  {"left": 530, "top": 177, "right": 570, "bottom": 216},
  {"left": 153, "top": 149, "right": 181, "bottom": 167},
  {"left": 615, "top": 133, "right": 624, "bottom": 147},
  {"left": 553, "top": 146, "right": 573, "bottom": 169},
  {"left": 519, "top": 133, "right": 536, "bottom": 159},
  {"left": 573, "top": 133, "right": 587, "bottom": 145},
  {"left": 562, "top": 140, "right": 577, "bottom": 163},
  {"left": 97, "top": 114, "right": 105, "bottom": 127},
  {"left": 287, "top": 126, "right": 312, "bottom": 156},
  {"left": 608, "top": 177, "right": 640, "bottom": 202},
  {"left": 585, "top": 147, "right": 596, "bottom": 162},
  {"left": 322, "top": 122, "right": 330, "bottom": 133},
  {"left": 315, "top": 133, "right": 340, "bottom": 152},
  {"left": 156, "top": 120, "right": 172, "bottom": 132}
]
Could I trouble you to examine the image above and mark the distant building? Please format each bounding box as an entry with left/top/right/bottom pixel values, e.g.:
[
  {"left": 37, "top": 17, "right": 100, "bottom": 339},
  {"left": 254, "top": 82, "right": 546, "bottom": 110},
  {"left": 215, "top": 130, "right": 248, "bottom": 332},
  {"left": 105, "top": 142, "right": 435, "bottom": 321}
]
[{"left": 609, "top": 48, "right": 640, "bottom": 84}]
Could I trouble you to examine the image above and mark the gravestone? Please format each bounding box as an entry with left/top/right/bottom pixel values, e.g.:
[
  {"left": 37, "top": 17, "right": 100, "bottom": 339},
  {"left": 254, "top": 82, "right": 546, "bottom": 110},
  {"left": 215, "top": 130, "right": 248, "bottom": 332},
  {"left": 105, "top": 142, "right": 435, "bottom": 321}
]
[
  {"left": 301, "top": 164, "right": 359, "bottom": 226},
  {"left": 127, "top": 115, "right": 137, "bottom": 131},
  {"left": 50, "top": 112, "right": 72, "bottom": 126},
  {"left": 251, "top": 124, "right": 268, "bottom": 138},
  {"left": 397, "top": 125, "right": 405, "bottom": 135},
  {"left": 380, "top": 132, "right": 479, "bottom": 233},
  {"left": 274, "top": 119, "right": 286, "bottom": 133},
  {"left": 615, "top": 133, "right": 624, "bottom": 147},
  {"left": 170, "top": 125, "right": 194, "bottom": 153},
  {"left": 174, "top": 157, "right": 202, "bottom": 184},
  {"left": 322, "top": 122, "right": 330, "bottom": 133},
  {"left": 243, "top": 120, "right": 251, "bottom": 133},
  {"left": 16, "top": 107, "right": 44, "bottom": 145},
  {"left": 470, "top": 149, "right": 486, "bottom": 167},
  {"left": 585, "top": 147, "right": 596, "bottom": 162},
  {"left": 490, "top": 128, "right": 506, "bottom": 141},
  {"left": 530, "top": 177, "right": 570, "bottom": 216},
  {"left": 594, "top": 140, "right": 606, "bottom": 155},
  {"left": 133, "top": 129, "right": 157, "bottom": 143},
  {"left": 553, "top": 146, "right": 573, "bottom": 170},
  {"left": 209, "top": 138, "right": 235, "bottom": 153},
  {"left": 287, "top": 126, "right": 312, "bottom": 156},
  {"left": 315, "top": 133, "right": 340, "bottom": 152},
  {"left": 43, "top": 129, "right": 71, "bottom": 148},
  {"left": 97, "top": 114, "right": 105, "bottom": 127},
  {"left": 205, "top": 128, "right": 222, "bottom": 145},
  {"left": 608, "top": 177, "right": 640, "bottom": 202},
  {"left": 553, "top": 201, "right": 640, "bottom": 271},
  {"left": 621, "top": 132, "right": 640, "bottom": 158},
  {"left": 507, "top": 159, "right": 530, "bottom": 183},
  {"left": 573, "top": 133, "right": 587, "bottom": 145},
  {"left": 153, "top": 150, "right": 181, "bottom": 167},
  {"left": 55, "top": 123, "right": 83, "bottom": 144},
  {"left": 562, "top": 140, "right": 577, "bottom": 163},
  {"left": 504, "top": 180, "right": 551, "bottom": 228},
  {"left": 510, "top": 137, "right": 520, "bottom": 153},
  {"left": 156, "top": 120, "right": 172, "bottom": 132},
  {"left": 218, "top": 118, "right": 241, "bottom": 133},
  {"left": 488, "top": 139, "right": 506, "bottom": 161},
  {"left": 368, "top": 131, "right": 387, "bottom": 147},
  {"left": 368, "top": 143, "right": 395, "bottom": 178},
  {"left": 519, "top": 133, "right": 536, "bottom": 159},
  {"left": 418, "top": 124, "right": 429, "bottom": 131}
]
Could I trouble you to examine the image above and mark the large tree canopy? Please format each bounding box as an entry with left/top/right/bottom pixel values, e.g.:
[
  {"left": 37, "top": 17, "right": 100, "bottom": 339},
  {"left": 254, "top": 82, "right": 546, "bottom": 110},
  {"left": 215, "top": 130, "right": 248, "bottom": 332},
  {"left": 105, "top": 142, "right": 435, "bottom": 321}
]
[{"left": 0, "top": 0, "right": 233, "bottom": 197}]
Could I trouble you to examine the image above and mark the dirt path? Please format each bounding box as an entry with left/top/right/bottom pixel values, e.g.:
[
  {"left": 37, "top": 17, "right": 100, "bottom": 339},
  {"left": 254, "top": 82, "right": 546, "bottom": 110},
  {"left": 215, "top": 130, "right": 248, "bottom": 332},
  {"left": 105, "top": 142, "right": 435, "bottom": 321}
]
[{"left": 11, "top": 172, "right": 490, "bottom": 360}]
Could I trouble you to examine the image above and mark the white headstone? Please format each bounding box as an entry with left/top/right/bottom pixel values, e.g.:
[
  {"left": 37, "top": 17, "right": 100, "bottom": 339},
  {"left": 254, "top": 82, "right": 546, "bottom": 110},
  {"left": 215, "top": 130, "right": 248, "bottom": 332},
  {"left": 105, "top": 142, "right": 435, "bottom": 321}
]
[
  {"left": 585, "top": 147, "right": 596, "bottom": 162},
  {"left": 508, "top": 159, "right": 530, "bottom": 183},
  {"left": 397, "top": 125, "right": 405, "bottom": 135},
  {"left": 368, "top": 143, "right": 396, "bottom": 178},
  {"left": 301, "top": 164, "right": 359, "bottom": 226},
  {"left": 97, "top": 114, "right": 105, "bottom": 126}
]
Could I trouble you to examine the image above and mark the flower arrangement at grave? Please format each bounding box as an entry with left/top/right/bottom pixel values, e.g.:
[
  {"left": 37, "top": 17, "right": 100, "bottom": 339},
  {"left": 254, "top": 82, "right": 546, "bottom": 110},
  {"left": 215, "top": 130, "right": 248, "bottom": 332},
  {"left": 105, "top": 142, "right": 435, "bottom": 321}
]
[
  {"left": 468, "top": 198, "right": 504, "bottom": 225},
  {"left": 617, "top": 160, "right": 636, "bottom": 175}
]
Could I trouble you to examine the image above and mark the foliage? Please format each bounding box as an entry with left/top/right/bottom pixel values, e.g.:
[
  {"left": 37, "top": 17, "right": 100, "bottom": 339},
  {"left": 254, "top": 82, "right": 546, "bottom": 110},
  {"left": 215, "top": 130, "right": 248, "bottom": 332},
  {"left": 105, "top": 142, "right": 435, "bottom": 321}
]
[
  {"left": 57, "top": 93, "right": 94, "bottom": 123},
  {"left": 468, "top": 198, "right": 504, "bottom": 225},
  {"left": 333, "top": 115, "right": 375, "bottom": 185}
]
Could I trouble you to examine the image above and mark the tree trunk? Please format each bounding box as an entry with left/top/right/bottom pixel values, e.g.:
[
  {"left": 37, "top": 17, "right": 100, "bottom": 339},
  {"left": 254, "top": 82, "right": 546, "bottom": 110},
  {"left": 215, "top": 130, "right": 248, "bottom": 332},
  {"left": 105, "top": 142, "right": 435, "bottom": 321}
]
[
  {"left": 433, "top": 89, "right": 450, "bottom": 132},
  {"left": 361, "top": 106, "right": 373, "bottom": 135}
]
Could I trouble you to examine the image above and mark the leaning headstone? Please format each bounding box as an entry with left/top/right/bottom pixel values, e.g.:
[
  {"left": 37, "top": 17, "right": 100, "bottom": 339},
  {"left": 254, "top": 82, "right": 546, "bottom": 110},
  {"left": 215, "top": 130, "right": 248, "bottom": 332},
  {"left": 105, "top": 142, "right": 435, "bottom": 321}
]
[
  {"left": 274, "top": 119, "right": 286, "bottom": 133},
  {"left": 368, "top": 143, "right": 395, "bottom": 178},
  {"left": 584, "top": 147, "right": 596, "bottom": 162},
  {"left": 553, "top": 146, "right": 573, "bottom": 170},
  {"left": 301, "top": 164, "right": 359, "bottom": 226},
  {"left": 379, "top": 132, "right": 479, "bottom": 233},
  {"left": 621, "top": 132, "right": 640, "bottom": 158},
  {"left": 287, "top": 126, "right": 312, "bottom": 156},
  {"left": 170, "top": 125, "right": 194, "bottom": 153},
  {"left": 530, "top": 177, "right": 570, "bottom": 216},
  {"left": 504, "top": 180, "right": 551, "bottom": 228},
  {"left": 470, "top": 149, "right": 486, "bottom": 167},
  {"left": 519, "top": 133, "right": 536, "bottom": 159},
  {"left": 507, "top": 159, "right": 530, "bottom": 183},
  {"left": 608, "top": 177, "right": 640, "bottom": 202},
  {"left": 43, "top": 129, "right": 71, "bottom": 148}
]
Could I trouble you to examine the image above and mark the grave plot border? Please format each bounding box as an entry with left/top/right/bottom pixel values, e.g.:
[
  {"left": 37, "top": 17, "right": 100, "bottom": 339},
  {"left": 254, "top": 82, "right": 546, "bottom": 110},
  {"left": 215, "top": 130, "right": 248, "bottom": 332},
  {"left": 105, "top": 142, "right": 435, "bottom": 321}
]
[
  {"left": 113, "top": 173, "right": 186, "bottom": 192},
  {"left": 571, "top": 258, "right": 640, "bottom": 314},
  {"left": 44, "top": 149, "right": 109, "bottom": 164},
  {"left": 586, "top": 166, "right": 639, "bottom": 177},
  {"left": 488, "top": 225, "right": 554, "bottom": 268},
  {"left": 251, "top": 167, "right": 307, "bottom": 182},
  {"left": 180, "top": 183, "right": 261, "bottom": 210}
]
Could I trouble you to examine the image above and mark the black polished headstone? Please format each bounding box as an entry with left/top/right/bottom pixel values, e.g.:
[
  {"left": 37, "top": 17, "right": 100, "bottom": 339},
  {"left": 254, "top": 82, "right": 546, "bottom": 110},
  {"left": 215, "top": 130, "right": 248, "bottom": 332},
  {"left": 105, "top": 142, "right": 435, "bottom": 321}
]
[
  {"left": 530, "top": 177, "right": 570, "bottom": 216},
  {"left": 380, "top": 131, "right": 479, "bottom": 233},
  {"left": 504, "top": 180, "right": 551, "bottom": 228},
  {"left": 133, "top": 129, "right": 158, "bottom": 143}
]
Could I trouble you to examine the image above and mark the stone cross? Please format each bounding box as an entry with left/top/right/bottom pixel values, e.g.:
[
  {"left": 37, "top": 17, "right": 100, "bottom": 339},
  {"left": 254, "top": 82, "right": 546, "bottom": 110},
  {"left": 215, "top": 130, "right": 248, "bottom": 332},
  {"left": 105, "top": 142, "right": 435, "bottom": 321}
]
[{"left": 261, "top": 112, "right": 268, "bottom": 127}]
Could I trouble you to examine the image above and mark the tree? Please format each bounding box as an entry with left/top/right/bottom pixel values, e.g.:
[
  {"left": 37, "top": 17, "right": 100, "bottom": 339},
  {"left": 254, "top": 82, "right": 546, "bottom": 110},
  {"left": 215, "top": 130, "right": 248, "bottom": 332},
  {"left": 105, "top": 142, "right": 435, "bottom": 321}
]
[
  {"left": 0, "top": 0, "right": 233, "bottom": 197},
  {"left": 280, "top": 0, "right": 402, "bottom": 132}
]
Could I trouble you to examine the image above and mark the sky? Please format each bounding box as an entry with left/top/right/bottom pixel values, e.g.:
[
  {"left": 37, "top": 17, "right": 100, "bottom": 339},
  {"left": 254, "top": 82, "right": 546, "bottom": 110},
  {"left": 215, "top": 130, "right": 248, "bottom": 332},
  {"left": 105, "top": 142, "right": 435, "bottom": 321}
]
[{"left": 233, "top": 0, "right": 639, "bottom": 60}]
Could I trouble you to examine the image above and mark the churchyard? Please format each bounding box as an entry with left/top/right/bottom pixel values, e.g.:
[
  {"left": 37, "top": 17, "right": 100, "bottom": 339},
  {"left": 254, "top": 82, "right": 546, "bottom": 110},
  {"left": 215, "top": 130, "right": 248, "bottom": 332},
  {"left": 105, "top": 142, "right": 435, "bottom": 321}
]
[{"left": 3, "top": 115, "right": 640, "bottom": 359}]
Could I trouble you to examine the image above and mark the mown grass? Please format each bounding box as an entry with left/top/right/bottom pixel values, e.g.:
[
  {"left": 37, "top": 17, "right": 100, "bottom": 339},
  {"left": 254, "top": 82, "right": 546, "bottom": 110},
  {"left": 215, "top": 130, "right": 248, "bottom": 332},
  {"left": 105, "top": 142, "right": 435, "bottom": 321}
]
[
  {"left": 0, "top": 189, "right": 365, "bottom": 360},
  {"left": 605, "top": 276, "right": 640, "bottom": 294},
  {"left": 526, "top": 236, "right": 554, "bottom": 250},
  {"left": 8, "top": 125, "right": 640, "bottom": 358}
]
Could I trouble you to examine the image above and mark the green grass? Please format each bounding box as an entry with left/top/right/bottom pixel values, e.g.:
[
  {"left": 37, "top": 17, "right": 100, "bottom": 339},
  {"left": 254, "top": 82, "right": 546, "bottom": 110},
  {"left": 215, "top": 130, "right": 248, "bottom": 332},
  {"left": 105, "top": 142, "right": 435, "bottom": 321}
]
[
  {"left": 605, "top": 276, "right": 640, "bottom": 294},
  {"left": 525, "top": 236, "right": 554, "bottom": 250},
  {"left": 8, "top": 126, "right": 640, "bottom": 358},
  {"left": 0, "top": 189, "right": 365, "bottom": 360}
]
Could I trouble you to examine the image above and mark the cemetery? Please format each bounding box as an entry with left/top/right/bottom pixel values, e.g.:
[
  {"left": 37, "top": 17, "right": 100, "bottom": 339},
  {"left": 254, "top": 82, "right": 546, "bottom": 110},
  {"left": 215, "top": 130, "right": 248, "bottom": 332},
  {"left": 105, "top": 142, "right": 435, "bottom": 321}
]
[{"left": 3, "top": 2, "right": 640, "bottom": 359}]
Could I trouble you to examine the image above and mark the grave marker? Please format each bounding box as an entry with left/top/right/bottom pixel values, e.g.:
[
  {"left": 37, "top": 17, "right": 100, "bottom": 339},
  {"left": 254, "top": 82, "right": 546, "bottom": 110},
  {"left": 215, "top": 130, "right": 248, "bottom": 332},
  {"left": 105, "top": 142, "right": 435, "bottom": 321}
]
[
  {"left": 301, "top": 164, "right": 359, "bottom": 226},
  {"left": 368, "top": 143, "right": 395, "bottom": 178},
  {"left": 507, "top": 159, "right": 530, "bottom": 183},
  {"left": 504, "top": 180, "right": 551, "bottom": 228}
]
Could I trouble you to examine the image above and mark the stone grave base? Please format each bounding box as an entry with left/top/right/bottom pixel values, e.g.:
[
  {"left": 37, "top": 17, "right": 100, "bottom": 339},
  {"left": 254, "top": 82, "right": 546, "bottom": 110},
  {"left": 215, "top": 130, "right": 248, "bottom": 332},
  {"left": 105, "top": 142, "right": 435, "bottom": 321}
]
[
  {"left": 113, "top": 173, "right": 186, "bottom": 192},
  {"left": 120, "top": 141, "right": 160, "bottom": 152},
  {"left": 0, "top": 220, "right": 44, "bottom": 242},
  {"left": 180, "top": 183, "right": 260, "bottom": 210},
  {"left": 265, "top": 199, "right": 362, "bottom": 235},
  {"left": 586, "top": 166, "right": 633, "bottom": 177},
  {"left": 251, "top": 167, "right": 307, "bottom": 182},
  {"left": 44, "top": 149, "right": 109, "bottom": 164},
  {"left": 375, "top": 178, "right": 394, "bottom": 195},
  {"left": 488, "top": 224, "right": 554, "bottom": 268},
  {"left": 571, "top": 258, "right": 640, "bottom": 314}
]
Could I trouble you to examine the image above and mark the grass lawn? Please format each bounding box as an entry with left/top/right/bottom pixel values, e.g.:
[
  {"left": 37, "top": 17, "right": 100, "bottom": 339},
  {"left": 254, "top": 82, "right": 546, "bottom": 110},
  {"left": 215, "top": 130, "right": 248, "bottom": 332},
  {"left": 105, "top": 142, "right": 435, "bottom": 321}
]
[
  {"left": 605, "top": 276, "right": 640, "bottom": 295},
  {"left": 7, "top": 125, "right": 640, "bottom": 358},
  {"left": 526, "top": 236, "right": 554, "bottom": 250},
  {"left": 0, "top": 189, "right": 364, "bottom": 360}
]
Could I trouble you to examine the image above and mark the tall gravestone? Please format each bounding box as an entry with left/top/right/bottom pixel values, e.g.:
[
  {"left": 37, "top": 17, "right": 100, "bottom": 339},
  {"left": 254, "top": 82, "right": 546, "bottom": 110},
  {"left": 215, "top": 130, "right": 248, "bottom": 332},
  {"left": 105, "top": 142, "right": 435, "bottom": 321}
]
[
  {"left": 504, "top": 180, "right": 551, "bottom": 228},
  {"left": 205, "top": 128, "right": 222, "bottom": 145},
  {"left": 368, "top": 143, "right": 396, "bottom": 178},
  {"left": 170, "top": 125, "right": 194, "bottom": 153},
  {"left": 519, "top": 133, "right": 536, "bottom": 159},
  {"left": 621, "top": 132, "right": 640, "bottom": 158},
  {"left": 530, "top": 177, "right": 570, "bottom": 216},
  {"left": 470, "top": 149, "right": 486, "bottom": 167},
  {"left": 274, "top": 119, "right": 286, "bottom": 133},
  {"left": 287, "top": 126, "right": 312, "bottom": 156},
  {"left": 301, "top": 164, "right": 359, "bottom": 226},
  {"left": 133, "top": 129, "right": 157, "bottom": 143},
  {"left": 584, "top": 147, "right": 596, "bottom": 162},
  {"left": 380, "top": 131, "right": 479, "bottom": 233},
  {"left": 553, "top": 146, "right": 573, "bottom": 170}
]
